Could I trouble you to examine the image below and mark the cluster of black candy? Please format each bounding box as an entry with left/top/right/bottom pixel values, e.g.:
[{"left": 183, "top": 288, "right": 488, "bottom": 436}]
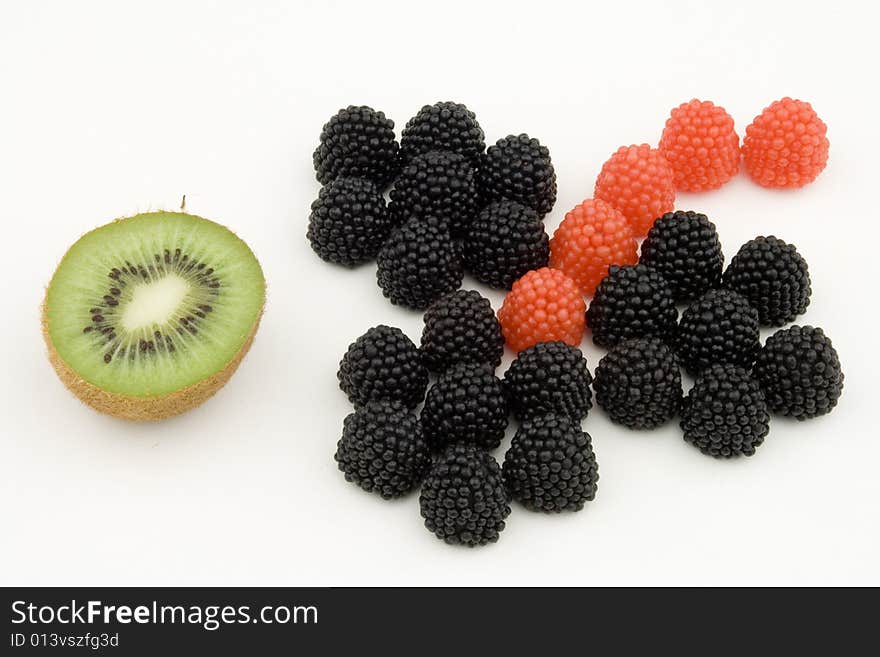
[
  {"left": 334, "top": 289, "right": 598, "bottom": 547},
  {"left": 320, "top": 107, "right": 846, "bottom": 544},
  {"left": 309, "top": 102, "right": 556, "bottom": 309},
  {"left": 586, "top": 210, "right": 843, "bottom": 458}
]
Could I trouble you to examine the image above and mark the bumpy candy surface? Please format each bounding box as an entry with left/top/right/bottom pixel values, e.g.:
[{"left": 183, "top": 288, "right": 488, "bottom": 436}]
[
  {"left": 639, "top": 210, "right": 724, "bottom": 303},
  {"left": 480, "top": 134, "right": 557, "bottom": 217},
  {"left": 594, "top": 337, "right": 682, "bottom": 430},
  {"left": 681, "top": 364, "right": 770, "bottom": 458},
  {"left": 313, "top": 105, "right": 399, "bottom": 187},
  {"left": 586, "top": 264, "right": 677, "bottom": 348},
  {"left": 754, "top": 325, "right": 844, "bottom": 420},
  {"left": 658, "top": 99, "right": 740, "bottom": 192},
  {"left": 549, "top": 198, "right": 638, "bottom": 297},
  {"left": 464, "top": 200, "right": 549, "bottom": 290},
  {"left": 399, "top": 101, "right": 485, "bottom": 167},
  {"left": 420, "top": 443, "right": 510, "bottom": 547},
  {"left": 338, "top": 325, "right": 428, "bottom": 409},
  {"left": 594, "top": 144, "right": 675, "bottom": 236},
  {"left": 498, "top": 268, "right": 586, "bottom": 353},
  {"left": 335, "top": 401, "right": 430, "bottom": 499},
  {"left": 502, "top": 414, "right": 598, "bottom": 513},
  {"left": 376, "top": 217, "right": 463, "bottom": 310},
  {"left": 503, "top": 341, "right": 593, "bottom": 421},
  {"left": 420, "top": 290, "right": 504, "bottom": 372},
  {"left": 742, "top": 97, "right": 829, "bottom": 189}
]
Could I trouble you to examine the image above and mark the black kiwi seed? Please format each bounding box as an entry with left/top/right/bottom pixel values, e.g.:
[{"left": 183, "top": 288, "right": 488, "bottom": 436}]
[{"left": 104, "top": 353, "right": 112, "bottom": 363}]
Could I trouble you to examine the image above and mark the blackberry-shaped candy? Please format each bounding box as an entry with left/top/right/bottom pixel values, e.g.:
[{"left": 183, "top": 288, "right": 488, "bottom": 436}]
[
  {"left": 338, "top": 325, "right": 428, "bottom": 409},
  {"left": 420, "top": 443, "right": 510, "bottom": 547},
  {"left": 754, "top": 325, "right": 844, "bottom": 420},
  {"left": 586, "top": 264, "right": 678, "bottom": 348},
  {"left": 503, "top": 341, "right": 592, "bottom": 421},
  {"left": 334, "top": 402, "right": 430, "bottom": 499},
  {"left": 421, "top": 363, "right": 509, "bottom": 451},
  {"left": 502, "top": 414, "right": 598, "bottom": 513},
  {"left": 420, "top": 290, "right": 504, "bottom": 373},
  {"left": 681, "top": 364, "right": 770, "bottom": 458},
  {"left": 463, "top": 200, "right": 549, "bottom": 289},
  {"left": 399, "top": 101, "right": 485, "bottom": 167},
  {"left": 313, "top": 105, "right": 399, "bottom": 187},
  {"left": 389, "top": 151, "right": 479, "bottom": 236},
  {"left": 723, "top": 236, "right": 811, "bottom": 326},
  {"left": 593, "top": 337, "right": 682, "bottom": 430},
  {"left": 480, "top": 134, "right": 557, "bottom": 217},
  {"left": 675, "top": 289, "right": 760, "bottom": 375},
  {"left": 306, "top": 177, "right": 391, "bottom": 266},
  {"left": 376, "top": 216, "right": 463, "bottom": 310},
  {"left": 639, "top": 210, "right": 724, "bottom": 302}
]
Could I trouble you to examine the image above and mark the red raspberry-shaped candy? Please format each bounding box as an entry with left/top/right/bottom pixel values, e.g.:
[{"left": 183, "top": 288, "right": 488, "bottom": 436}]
[
  {"left": 659, "top": 99, "right": 740, "bottom": 192},
  {"left": 742, "top": 97, "right": 829, "bottom": 189},
  {"left": 549, "top": 198, "right": 638, "bottom": 297},
  {"left": 594, "top": 144, "right": 675, "bottom": 237},
  {"left": 498, "top": 268, "right": 585, "bottom": 353}
]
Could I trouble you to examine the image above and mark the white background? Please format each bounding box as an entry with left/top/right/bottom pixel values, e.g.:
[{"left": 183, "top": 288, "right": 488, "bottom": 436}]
[{"left": 2, "top": 0, "right": 878, "bottom": 586}]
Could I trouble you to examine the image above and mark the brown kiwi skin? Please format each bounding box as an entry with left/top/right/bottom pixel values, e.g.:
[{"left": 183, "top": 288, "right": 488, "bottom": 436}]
[{"left": 41, "top": 212, "right": 266, "bottom": 421}]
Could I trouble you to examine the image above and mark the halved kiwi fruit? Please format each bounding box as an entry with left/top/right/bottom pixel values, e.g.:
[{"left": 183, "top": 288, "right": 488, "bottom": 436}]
[{"left": 42, "top": 211, "right": 265, "bottom": 421}]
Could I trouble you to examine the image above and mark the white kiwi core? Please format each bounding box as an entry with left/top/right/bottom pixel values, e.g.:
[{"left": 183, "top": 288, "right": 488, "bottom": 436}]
[{"left": 122, "top": 275, "right": 191, "bottom": 332}]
